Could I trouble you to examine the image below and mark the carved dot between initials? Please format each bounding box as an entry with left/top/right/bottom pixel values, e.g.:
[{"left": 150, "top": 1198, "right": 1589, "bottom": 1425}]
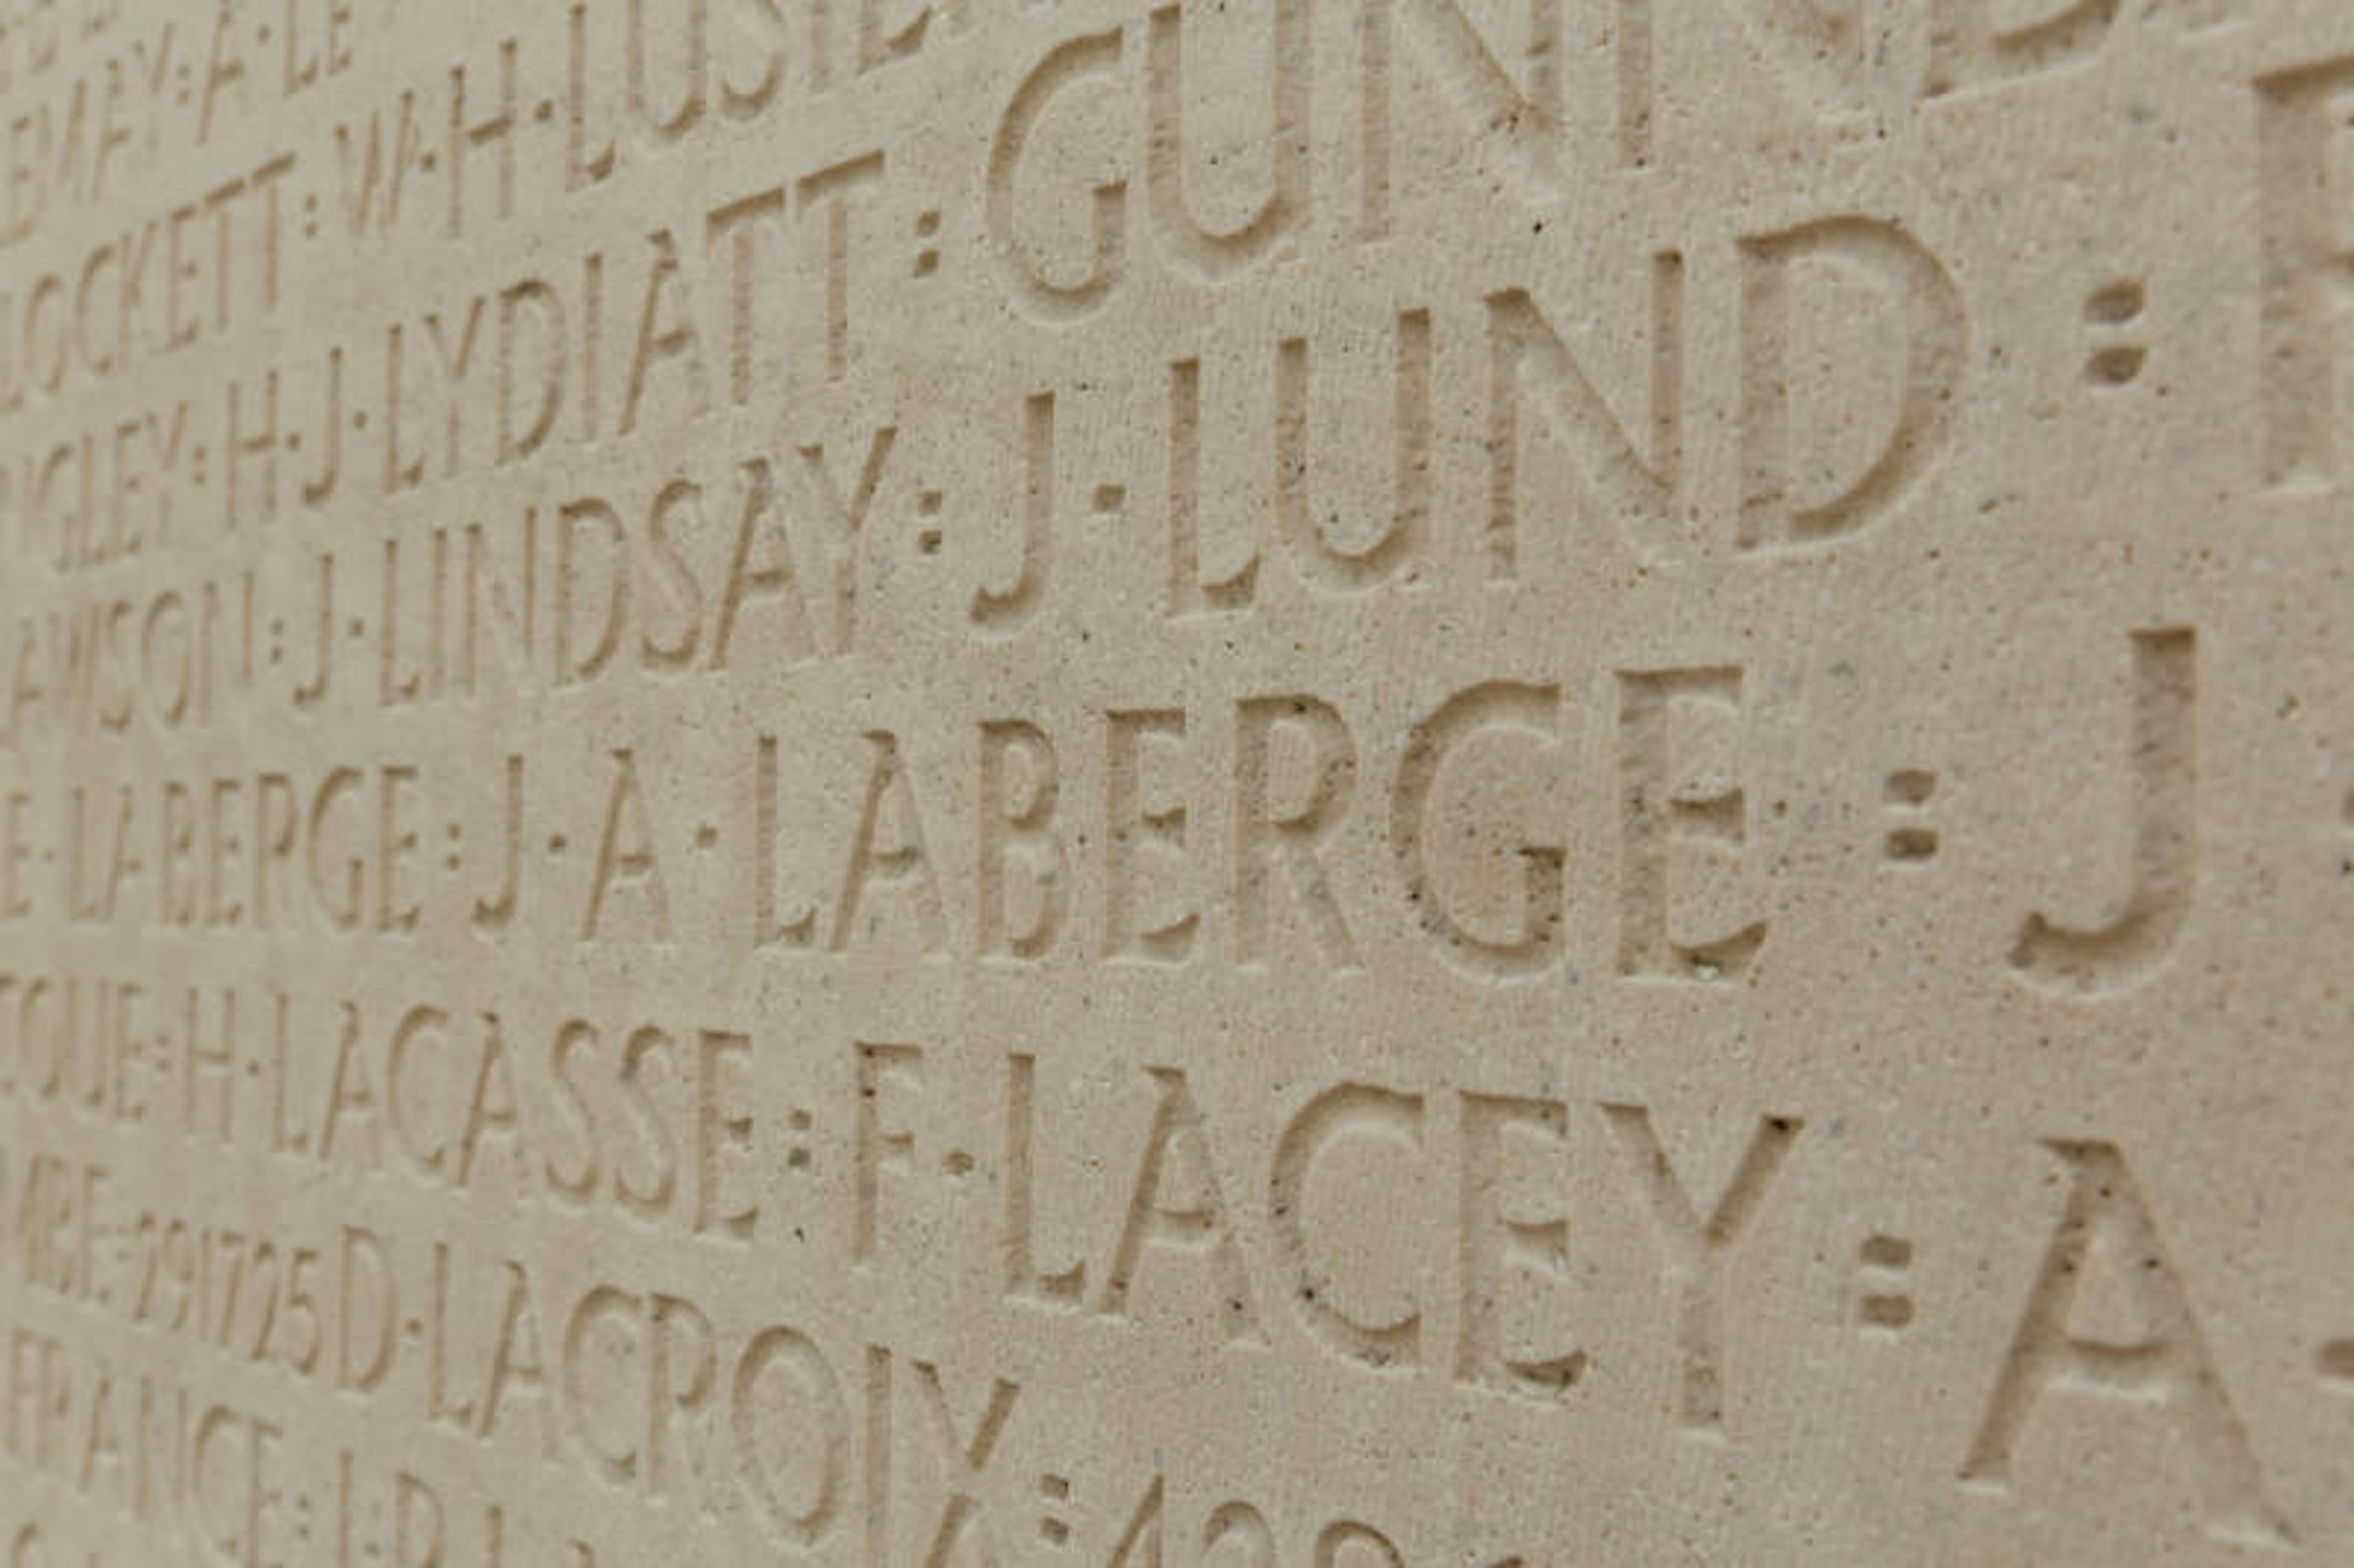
[
  {"left": 2086, "top": 346, "right": 2146, "bottom": 387},
  {"left": 2082, "top": 280, "right": 2148, "bottom": 388},
  {"left": 1881, "top": 770, "right": 1940, "bottom": 865},
  {"left": 1037, "top": 1472, "right": 1072, "bottom": 1544},
  {"left": 2085, "top": 280, "right": 2146, "bottom": 325},
  {"left": 1856, "top": 1233, "right": 1916, "bottom": 1333},
  {"left": 1886, "top": 826, "right": 1938, "bottom": 862},
  {"left": 1861, "top": 1234, "right": 1913, "bottom": 1268},
  {"left": 1859, "top": 1294, "right": 1914, "bottom": 1330},
  {"left": 1885, "top": 770, "right": 1935, "bottom": 806},
  {"left": 2317, "top": 1339, "right": 2354, "bottom": 1385}
]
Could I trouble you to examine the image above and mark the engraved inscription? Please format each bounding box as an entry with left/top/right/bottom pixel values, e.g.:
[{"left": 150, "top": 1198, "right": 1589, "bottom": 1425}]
[{"left": 0, "top": 2, "right": 2339, "bottom": 1562}]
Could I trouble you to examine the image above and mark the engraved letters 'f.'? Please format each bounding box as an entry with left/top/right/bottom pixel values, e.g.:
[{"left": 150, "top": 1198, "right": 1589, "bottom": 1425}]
[{"left": 2008, "top": 628, "right": 2196, "bottom": 999}]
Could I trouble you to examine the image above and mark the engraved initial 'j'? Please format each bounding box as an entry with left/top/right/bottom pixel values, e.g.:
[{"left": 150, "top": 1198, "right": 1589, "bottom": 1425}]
[{"left": 2008, "top": 628, "right": 2197, "bottom": 998}]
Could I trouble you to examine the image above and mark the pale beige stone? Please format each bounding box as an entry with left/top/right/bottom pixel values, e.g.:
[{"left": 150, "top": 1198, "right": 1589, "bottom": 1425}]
[{"left": 0, "top": 1, "right": 2348, "bottom": 1562}]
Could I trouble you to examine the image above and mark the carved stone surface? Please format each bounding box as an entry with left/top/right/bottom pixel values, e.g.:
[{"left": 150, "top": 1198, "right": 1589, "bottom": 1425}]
[{"left": 0, "top": 1, "right": 2348, "bottom": 1562}]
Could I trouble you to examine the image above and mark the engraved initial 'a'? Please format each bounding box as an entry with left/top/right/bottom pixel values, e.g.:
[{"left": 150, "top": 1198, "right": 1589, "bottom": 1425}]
[{"left": 2008, "top": 628, "right": 2197, "bottom": 998}]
